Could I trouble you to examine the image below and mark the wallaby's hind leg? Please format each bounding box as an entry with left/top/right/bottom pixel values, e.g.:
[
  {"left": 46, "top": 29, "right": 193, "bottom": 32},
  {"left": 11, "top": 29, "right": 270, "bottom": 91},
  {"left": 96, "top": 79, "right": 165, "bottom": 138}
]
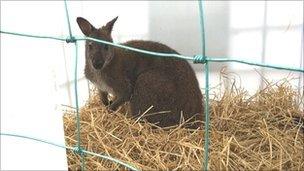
[{"left": 130, "top": 70, "right": 180, "bottom": 127}]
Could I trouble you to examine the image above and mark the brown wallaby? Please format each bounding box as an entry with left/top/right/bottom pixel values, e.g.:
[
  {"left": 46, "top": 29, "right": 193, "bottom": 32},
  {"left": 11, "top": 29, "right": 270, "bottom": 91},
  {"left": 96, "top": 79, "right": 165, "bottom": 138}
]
[{"left": 76, "top": 16, "right": 203, "bottom": 128}]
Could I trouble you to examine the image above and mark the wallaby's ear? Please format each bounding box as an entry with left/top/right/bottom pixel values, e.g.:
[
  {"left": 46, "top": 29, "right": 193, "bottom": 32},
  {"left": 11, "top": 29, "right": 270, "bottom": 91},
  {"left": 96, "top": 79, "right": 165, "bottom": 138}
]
[
  {"left": 105, "top": 16, "right": 118, "bottom": 33},
  {"left": 76, "top": 17, "right": 94, "bottom": 36}
]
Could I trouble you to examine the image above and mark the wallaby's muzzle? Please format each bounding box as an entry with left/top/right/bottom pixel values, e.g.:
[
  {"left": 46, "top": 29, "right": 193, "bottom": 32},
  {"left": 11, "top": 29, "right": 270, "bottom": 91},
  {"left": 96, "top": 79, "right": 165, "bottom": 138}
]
[{"left": 92, "top": 57, "right": 104, "bottom": 70}]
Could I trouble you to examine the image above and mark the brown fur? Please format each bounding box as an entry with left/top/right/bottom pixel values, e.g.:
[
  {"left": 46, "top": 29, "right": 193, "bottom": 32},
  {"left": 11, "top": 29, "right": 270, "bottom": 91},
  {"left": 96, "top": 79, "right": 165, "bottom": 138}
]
[{"left": 77, "top": 16, "right": 203, "bottom": 128}]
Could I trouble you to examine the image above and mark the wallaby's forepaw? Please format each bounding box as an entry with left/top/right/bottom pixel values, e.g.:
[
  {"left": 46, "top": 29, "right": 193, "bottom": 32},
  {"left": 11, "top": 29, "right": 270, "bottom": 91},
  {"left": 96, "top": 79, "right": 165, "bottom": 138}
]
[
  {"left": 101, "top": 98, "right": 113, "bottom": 107},
  {"left": 108, "top": 103, "right": 118, "bottom": 111},
  {"left": 101, "top": 100, "right": 110, "bottom": 107},
  {"left": 105, "top": 105, "right": 114, "bottom": 113}
]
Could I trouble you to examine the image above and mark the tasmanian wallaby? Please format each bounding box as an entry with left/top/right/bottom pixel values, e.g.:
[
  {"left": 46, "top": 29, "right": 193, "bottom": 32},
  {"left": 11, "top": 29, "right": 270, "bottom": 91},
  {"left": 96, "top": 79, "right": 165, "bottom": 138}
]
[{"left": 76, "top": 16, "right": 203, "bottom": 128}]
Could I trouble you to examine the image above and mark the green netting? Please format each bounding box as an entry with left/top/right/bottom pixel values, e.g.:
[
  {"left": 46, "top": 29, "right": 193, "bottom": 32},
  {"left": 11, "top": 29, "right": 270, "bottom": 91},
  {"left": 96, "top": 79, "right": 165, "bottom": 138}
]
[{"left": 1, "top": 0, "right": 303, "bottom": 171}]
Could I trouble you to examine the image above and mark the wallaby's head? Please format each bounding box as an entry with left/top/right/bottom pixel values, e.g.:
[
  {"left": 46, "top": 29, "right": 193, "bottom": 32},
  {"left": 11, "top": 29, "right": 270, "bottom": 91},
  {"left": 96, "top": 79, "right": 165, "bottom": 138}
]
[{"left": 76, "top": 16, "right": 118, "bottom": 70}]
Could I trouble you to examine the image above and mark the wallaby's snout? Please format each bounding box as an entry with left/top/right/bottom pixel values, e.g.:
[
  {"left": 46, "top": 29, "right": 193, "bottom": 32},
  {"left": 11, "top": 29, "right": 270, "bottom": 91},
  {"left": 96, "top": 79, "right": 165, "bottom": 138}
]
[{"left": 92, "top": 56, "right": 104, "bottom": 70}]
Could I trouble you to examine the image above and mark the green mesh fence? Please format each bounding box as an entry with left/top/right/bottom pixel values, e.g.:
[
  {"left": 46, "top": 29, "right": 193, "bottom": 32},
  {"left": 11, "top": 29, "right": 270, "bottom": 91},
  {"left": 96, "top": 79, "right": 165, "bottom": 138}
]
[{"left": 1, "top": 1, "right": 303, "bottom": 171}]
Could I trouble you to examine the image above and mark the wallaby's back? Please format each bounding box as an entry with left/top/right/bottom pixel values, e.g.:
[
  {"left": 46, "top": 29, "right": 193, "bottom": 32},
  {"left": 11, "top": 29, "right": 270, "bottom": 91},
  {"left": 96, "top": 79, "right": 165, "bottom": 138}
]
[{"left": 115, "top": 40, "right": 203, "bottom": 127}]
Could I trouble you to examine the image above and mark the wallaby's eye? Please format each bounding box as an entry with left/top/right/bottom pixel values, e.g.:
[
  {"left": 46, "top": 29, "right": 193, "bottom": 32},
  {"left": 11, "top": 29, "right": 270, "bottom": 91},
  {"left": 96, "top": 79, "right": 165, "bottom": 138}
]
[{"left": 104, "top": 44, "right": 109, "bottom": 51}]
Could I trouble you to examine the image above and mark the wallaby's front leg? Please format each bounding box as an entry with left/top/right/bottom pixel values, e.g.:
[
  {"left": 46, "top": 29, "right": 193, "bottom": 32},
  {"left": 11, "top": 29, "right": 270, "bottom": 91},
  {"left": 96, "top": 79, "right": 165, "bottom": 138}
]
[
  {"left": 108, "top": 80, "right": 132, "bottom": 111},
  {"left": 99, "top": 90, "right": 110, "bottom": 106}
]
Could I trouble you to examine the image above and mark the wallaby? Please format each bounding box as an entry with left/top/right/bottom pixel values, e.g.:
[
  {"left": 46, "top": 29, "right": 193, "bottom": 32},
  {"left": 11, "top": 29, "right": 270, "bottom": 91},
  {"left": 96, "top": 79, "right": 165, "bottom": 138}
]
[{"left": 76, "top": 16, "right": 203, "bottom": 128}]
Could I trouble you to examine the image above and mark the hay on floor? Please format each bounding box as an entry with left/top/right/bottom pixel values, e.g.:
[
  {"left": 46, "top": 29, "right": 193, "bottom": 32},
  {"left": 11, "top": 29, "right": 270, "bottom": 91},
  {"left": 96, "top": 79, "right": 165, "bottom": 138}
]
[{"left": 63, "top": 79, "right": 304, "bottom": 170}]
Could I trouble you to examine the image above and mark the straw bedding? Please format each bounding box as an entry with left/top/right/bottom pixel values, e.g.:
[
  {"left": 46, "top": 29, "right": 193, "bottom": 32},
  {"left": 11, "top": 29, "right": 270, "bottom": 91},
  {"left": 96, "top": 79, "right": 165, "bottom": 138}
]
[{"left": 63, "top": 79, "right": 304, "bottom": 170}]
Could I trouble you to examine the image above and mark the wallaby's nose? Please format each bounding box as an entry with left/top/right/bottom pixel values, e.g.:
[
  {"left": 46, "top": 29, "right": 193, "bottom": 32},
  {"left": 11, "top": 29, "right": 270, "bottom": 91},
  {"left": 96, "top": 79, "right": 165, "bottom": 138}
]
[{"left": 92, "top": 59, "right": 104, "bottom": 70}]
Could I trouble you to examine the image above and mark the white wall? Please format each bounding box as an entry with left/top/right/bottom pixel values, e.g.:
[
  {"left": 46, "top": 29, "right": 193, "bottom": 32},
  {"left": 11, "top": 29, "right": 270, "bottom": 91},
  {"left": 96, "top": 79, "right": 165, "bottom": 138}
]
[
  {"left": 1, "top": 1, "right": 68, "bottom": 170},
  {"left": 148, "top": 1, "right": 230, "bottom": 72}
]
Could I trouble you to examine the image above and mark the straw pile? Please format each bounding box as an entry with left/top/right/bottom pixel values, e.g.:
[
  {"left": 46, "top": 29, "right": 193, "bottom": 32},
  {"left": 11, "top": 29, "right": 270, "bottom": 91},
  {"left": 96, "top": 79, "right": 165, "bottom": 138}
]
[{"left": 63, "top": 78, "right": 304, "bottom": 170}]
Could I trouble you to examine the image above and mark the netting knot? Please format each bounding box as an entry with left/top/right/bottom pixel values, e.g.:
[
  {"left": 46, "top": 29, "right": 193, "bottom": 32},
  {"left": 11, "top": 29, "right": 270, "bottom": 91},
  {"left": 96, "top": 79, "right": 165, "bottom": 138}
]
[
  {"left": 193, "top": 55, "right": 207, "bottom": 64},
  {"left": 66, "top": 36, "right": 76, "bottom": 43},
  {"left": 73, "top": 146, "right": 84, "bottom": 155}
]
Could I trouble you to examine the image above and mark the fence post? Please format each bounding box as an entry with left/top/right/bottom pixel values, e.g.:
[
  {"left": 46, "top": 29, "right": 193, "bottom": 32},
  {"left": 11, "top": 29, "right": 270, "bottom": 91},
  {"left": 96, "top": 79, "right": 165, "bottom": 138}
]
[
  {"left": 63, "top": 0, "right": 85, "bottom": 170},
  {"left": 198, "top": 1, "right": 210, "bottom": 171}
]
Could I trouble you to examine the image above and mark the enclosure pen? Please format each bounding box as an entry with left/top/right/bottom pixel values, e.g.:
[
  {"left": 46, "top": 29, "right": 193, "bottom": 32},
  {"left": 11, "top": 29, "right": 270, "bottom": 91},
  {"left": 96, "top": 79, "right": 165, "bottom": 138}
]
[{"left": 1, "top": 0, "right": 304, "bottom": 171}]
